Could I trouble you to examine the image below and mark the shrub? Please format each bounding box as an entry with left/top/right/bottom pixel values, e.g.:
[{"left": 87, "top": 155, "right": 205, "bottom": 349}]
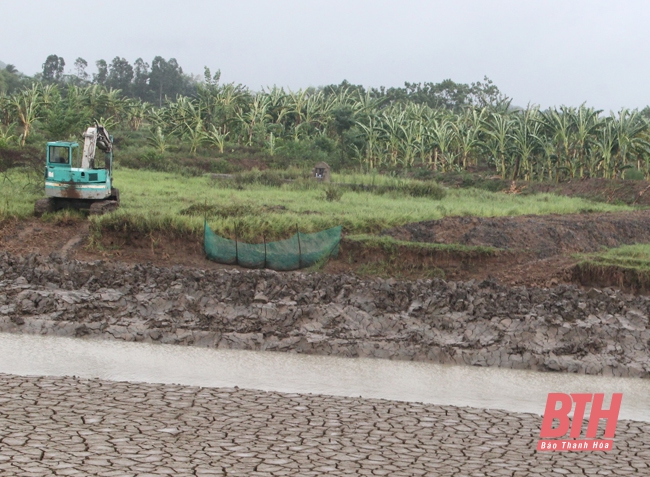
[
  {"left": 402, "top": 181, "right": 447, "bottom": 199},
  {"left": 180, "top": 202, "right": 259, "bottom": 218},
  {"left": 323, "top": 185, "right": 344, "bottom": 202}
]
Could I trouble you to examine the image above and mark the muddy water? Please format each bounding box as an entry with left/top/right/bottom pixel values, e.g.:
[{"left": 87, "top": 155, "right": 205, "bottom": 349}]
[{"left": 1, "top": 332, "right": 649, "bottom": 422}]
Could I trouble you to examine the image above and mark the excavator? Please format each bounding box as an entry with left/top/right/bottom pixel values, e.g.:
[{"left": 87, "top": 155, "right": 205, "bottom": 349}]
[{"left": 34, "top": 125, "right": 120, "bottom": 216}]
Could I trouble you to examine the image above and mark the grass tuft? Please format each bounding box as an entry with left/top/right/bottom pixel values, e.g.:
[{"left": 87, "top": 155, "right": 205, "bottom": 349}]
[{"left": 345, "top": 234, "right": 499, "bottom": 256}]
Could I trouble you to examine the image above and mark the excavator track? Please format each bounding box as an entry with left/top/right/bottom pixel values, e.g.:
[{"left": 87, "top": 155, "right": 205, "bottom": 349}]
[
  {"left": 89, "top": 200, "right": 119, "bottom": 215},
  {"left": 34, "top": 198, "right": 56, "bottom": 217}
]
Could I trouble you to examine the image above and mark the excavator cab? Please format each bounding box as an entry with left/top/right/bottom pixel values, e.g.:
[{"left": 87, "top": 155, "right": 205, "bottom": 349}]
[
  {"left": 35, "top": 125, "right": 120, "bottom": 216},
  {"left": 47, "top": 143, "right": 76, "bottom": 165}
]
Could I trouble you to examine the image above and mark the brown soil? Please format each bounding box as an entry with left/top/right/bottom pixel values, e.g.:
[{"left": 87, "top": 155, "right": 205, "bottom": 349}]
[
  {"left": 378, "top": 210, "right": 650, "bottom": 287},
  {"left": 571, "top": 262, "right": 650, "bottom": 294},
  {"left": 0, "top": 218, "right": 228, "bottom": 270},
  {"left": 528, "top": 178, "right": 650, "bottom": 206},
  {"left": 384, "top": 210, "right": 650, "bottom": 257},
  {"left": 437, "top": 175, "right": 650, "bottom": 207},
  {"left": 3, "top": 208, "right": 650, "bottom": 290},
  {"left": 324, "top": 238, "right": 573, "bottom": 287}
]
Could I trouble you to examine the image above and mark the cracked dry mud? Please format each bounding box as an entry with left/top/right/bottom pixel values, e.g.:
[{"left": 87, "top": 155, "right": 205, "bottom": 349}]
[{"left": 1, "top": 374, "right": 649, "bottom": 476}]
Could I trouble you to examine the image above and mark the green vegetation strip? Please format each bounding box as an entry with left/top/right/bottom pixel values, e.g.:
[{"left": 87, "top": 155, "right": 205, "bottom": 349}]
[
  {"left": 4, "top": 75, "right": 650, "bottom": 183},
  {"left": 574, "top": 244, "right": 650, "bottom": 291},
  {"left": 576, "top": 244, "right": 650, "bottom": 272},
  {"left": 344, "top": 234, "right": 499, "bottom": 256},
  {"left": 0, "top": 168, "right": 632, "bottom": 243}
]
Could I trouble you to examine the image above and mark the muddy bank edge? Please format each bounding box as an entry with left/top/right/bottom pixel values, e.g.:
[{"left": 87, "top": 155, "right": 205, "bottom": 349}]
[{"left": 0, "top": 252, "right": 649, "bottom": 378}]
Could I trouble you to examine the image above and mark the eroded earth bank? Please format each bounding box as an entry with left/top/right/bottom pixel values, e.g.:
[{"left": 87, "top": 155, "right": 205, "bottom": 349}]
[{"left": 1, "top": 251, "right": 649, "bottom": 378}]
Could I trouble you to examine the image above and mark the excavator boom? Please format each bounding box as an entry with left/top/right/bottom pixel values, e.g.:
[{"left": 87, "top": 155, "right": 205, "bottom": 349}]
[{"left": 81, "top": 125, "right": 113, "bottom": 169}]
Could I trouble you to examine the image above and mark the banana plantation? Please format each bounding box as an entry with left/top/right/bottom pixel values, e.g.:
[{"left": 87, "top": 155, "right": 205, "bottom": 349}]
[{"left": 2, "top": 79, "right": 650, "bottom": 181}]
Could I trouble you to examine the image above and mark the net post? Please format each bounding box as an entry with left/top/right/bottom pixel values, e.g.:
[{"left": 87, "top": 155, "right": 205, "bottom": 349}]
[
  {"left": 235, "top": 221, "right": 239, "bottom": 266},
  {"left": 203, "top": 200, "right": 208, "bottom": 258},
  {"left": 296, "top": 224, "right": 302, "bottom": 269},
  {"left": 263, "top": 233, "right": 267, "bottom": 269}
]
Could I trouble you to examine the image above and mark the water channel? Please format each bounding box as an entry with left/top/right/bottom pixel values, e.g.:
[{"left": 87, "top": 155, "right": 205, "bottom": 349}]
[{"left": 1, "top": 332, "right": 648, "bottom": 422}]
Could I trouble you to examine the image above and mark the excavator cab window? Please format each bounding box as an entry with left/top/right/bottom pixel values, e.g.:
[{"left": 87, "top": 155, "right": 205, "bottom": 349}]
[
  {"left": 49, "top": 146, "right": 70, "bottom": 164},
  {"left": 71, "top": 147, "right": 81, "bottom": 168}
]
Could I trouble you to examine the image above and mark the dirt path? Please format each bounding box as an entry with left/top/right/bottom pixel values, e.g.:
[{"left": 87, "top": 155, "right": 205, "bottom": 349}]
[
  {"left": 59, "top": 222, "right": 89, "bottom": 257},
  {"left": 0, "top": 219, "right": 87, "bottom": 258}
]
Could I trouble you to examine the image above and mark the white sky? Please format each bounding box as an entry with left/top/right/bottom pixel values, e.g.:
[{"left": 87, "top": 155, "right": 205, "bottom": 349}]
[{"left": 1, "top": 0, "right": 648, "bottom": 111}]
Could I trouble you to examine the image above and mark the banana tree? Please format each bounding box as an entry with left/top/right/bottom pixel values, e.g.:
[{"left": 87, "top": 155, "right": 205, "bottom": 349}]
[
  {"left": 508, "top": 108, "right": 542, "bottom": 180},
  {"left": 235, "top": 94, "right": 271, "bottom": 146},
  {"left": 126, "top": 100, "right": 148, "bottom": 131},
  {"left": 38, "top": 83, "right": 59, "bottom": 110},
  {"left": 613, "top": 109, "right": 650, "bottom": 178},
  {"left": 396, "top": 120, "right": 420, "bottom": 167},
  {"left": 453, "top": 109, "right": 485, "bottom": 169},
  {"left": 148, "top": 126, "right": 168, "bottom": 153},
  {"left": 0, "top": 94, "right": 12, "bottom": 126},
  {"left": 103, "top": 88, "right": 127, "bottom": 123},
  {"left": 10, "top": 85, "right": 41, "bottom": 146},
  {"left": 0, "top": 124, "right": 17, "bottom": 148},
  {"left": 183, "top": 118, "right": 207, "bottom": 155},
  {"left": 430, "top": 117, "right": 456, "bottom": 171},
  {"left": 207, "top": 125, "right": 229, "bottom": 154},
  {"left": 287, "top": 88, "right": 310, "bottom": 128},
  {"left": 356, "top": 116, "right": 383, "bottom": 168},
  {"left": 482, "top": 111, "right": 513, "bottom": 178},
  {"left": 591, "top": 119, "right": 616, "bottom": 178},
  {"left": 571, "top": 105, "right": 602, "bottom": 178},
  {"left": 379, "top": 109, "right": 406, "bottom": 166},
  {"left": 541, "top": 107, "right": 573, "bottom": 173}
]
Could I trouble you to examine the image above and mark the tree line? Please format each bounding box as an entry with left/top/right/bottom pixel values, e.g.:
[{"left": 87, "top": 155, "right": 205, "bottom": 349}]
[
  {"left": 37, "top": 54, "right": 197, "bottom": 106},
  {"left": 2, "top": 54, "right": 650, "bottom": 181}
]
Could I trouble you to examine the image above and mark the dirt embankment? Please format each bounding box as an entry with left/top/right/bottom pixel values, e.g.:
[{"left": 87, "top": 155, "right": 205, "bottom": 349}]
[
  {"left": 437, "top": 176, "right": 650, "bottom": 206},
  {"left": 380, "top": 210, "right": 650, "bottom": 288},
  {"left": 384, "top": 210, "right": 650, "bottom": 258},
  {"left": 6, "top": 208, "right": 650, "bottom": 289},
  {"left": 528, "top": 178, "right": 650, "bottom": 206},
  {"left": 1, "top": 252, "right": 649, "bottom": 378}
]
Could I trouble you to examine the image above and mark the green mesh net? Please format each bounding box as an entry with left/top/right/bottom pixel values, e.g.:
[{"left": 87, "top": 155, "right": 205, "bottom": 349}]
[{"left": 204, "top": 221, "right": 341, "bottom": 270}]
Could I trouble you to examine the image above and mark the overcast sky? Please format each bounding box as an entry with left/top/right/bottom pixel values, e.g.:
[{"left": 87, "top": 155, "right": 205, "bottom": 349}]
[{"left": 1, "top": 0, "right": 649, "bottom": 111}]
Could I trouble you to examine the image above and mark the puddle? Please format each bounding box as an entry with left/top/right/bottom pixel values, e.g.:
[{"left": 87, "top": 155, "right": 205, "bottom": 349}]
[{"left": 0, "top": 332, "right": 648, "bottom": 421}]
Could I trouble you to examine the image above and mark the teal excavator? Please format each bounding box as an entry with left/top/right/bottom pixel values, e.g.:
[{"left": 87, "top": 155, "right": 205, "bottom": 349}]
[{"left": 34, "top": 125, "right": 120, "bottom": 216}]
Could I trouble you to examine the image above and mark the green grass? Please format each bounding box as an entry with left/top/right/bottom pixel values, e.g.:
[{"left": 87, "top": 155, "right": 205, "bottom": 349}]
[
  {"left": 573, "top": 244, "right": 650, "bottom": 292},
  {"left": 345, "top": 234, "right": 499, "bottom": 256},
  {"left": 576, "top": 244, "right": 650, "bottom": 271},
  {"left": 0, "top": 167, "right": 633, "bottom": 241},
  {"left": 342, "top": 234, "right": 497, "bottom": 279},
  {"left": 0, "top": 175, "right": 42, "bottom": 219}
]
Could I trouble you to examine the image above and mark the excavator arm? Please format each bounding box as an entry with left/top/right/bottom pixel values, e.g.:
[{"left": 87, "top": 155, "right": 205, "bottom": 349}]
[{"left": 81, "top": 125, "right": 112, "bottom": 169}]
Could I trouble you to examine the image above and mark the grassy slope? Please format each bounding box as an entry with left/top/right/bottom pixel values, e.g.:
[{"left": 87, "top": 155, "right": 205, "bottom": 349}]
[
  {"left": 577, "top": 244, "right": 650, "bottom": 271},
  {"left": 573, "top": 244, "right": 650, "bottom": 291},
  {"left": 345, "top": 234, "right": 499, "bottom": 255},
  {"left": 1, "top": 168, "right": 632, "bottom": 241}
]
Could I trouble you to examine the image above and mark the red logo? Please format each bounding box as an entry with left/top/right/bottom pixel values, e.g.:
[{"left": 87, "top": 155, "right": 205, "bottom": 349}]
[{"left": 537, "top": 393, "right": 622, "bottom": 452}]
